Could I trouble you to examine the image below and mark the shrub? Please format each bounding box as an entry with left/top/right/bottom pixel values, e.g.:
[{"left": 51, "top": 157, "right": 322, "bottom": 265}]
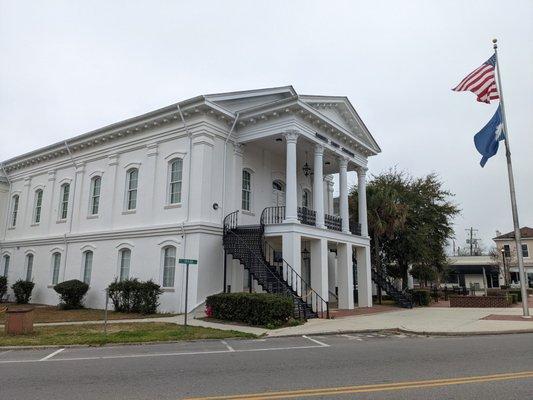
[
  {"left": 54, "top": 279, "right": 89, "bottom": 309},
  {"left": 487, "top": 289, "right": 505, "bottom": 297},
  {"left": 107, "top": 278, "right": 162, "bottom": 314},
  {"left": 0, "top": 276, "right": 7, "bottom": 301},
  {"left": 409, "top": 289, "right": 431, "bottom": 306},
  {"left": 11, "top": 280, "right": 35, "bottom": 304},
  {"left": 507, "top": 289, "right": 522, "bottom": 302},
  {"left": 205, "top": 292, "right": 294, "bottom": 326}
]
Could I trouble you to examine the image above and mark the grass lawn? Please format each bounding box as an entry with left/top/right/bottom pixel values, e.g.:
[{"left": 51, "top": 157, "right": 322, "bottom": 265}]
[
  {"left": 0, "top": 304, "right": 176, "bottom": 324},
  {"left": 0, "top": 322, "right": 255, "bottom": 347}
]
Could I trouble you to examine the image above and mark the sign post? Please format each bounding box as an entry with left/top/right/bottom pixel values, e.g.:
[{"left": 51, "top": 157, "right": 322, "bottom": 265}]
[{"left": 179, "top": 258, "right": 198, "bottom": 328}]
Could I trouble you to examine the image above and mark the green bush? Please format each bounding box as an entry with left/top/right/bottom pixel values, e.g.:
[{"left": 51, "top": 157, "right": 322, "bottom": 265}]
[
  {"left": 11, "top": 280, "right": 35, "bottom": 304},
  {"left": 54, "top": 279, "right": 89, "bottom": 309},
  {"left": 507, "top": 289, "right": 522, "bottom": 302},
  {"left": 487, "top": 289, "right": 505, "bottom": 297},
  {"left": 206, "top": 292, "right": 294, "bottom": 326},
  {"left": 107, "top": 279, "right": 162, "bottom": 314},
  {"left": 0, "top": 276, "right": 7, "bottom": 301},
  {"left": 509, "top": 293, "right": 519, "bottom": 304},
  {"left": 409, "top": 289, "right": 431, "bottom": 306}
]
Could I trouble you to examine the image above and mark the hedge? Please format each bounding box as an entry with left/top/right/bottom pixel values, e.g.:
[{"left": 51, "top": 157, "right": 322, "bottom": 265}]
[
  {"left": 11, "top": 280, "right": 35, "bottom": 304},
  {"left": 206, "top": 292, "right": 294, "bottom": 326},
  {"left": 54, "top": 279, "right": 89, "bottom": 309},
  {"left": 107, "top": 279, "right": 162, "bottom": 314},
  {"left": 409, "top": 289, "right": 431, "bottom": 306}
]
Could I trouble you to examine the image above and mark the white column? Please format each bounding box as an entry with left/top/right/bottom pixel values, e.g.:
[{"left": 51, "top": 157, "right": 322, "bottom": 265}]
[
  {"left": 283, "top": 130, "right": 299, "bottom": 223},
  {"left": 282, "top": 232, "right": 301, "bottom": 294},
  {"left": 337, "top": 243, "right": 354, "bottom": 309},
  {"left": 233, "top": 143, "right": 244, "bottom": 212},
  {"left": 356, "top": 246, "right": 373, "bottom": 307},
  {"left": 231, "top": 258, "right": 244, "bottom": 292},
  {"left": 313, "top": 145, "right": 325, "bottom": 228},
  {"left": 327, "top": 250, "right": 336, "bottom": 296},
  {"left": 189, "top": 133, "right": 214, "bottom": 222},
  {"left": 22, "top": 177, "right": 31, "bottom": 227},
  {"left": 310, "top": 238, "right": 329, "bottom": 307},
  {"left": 71, "top": 163, "right": 85, "bottom": 232},
  {"left": 357, "top": 167, "right": 368, "bottom": 236},
  {"left": 339, "top": 157, "right": 350, "bottom": 233},
  {"left": 324, "top": 175, "right": 334, "bottom": 215},
  {"left": 106, "top": 154, "right": 119, "bottom": 229},
  {"left": 46, "top": 171, "right": 57, "bottom": 227},
  {"left": 144, "top": 143, "right": 159, "bottom": 224}
]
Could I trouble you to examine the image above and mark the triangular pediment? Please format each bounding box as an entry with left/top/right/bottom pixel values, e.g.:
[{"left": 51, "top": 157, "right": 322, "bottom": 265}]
[
  {"left": 301, "top": 96, "right": 380, "bottom": 153},
  {"left": 205, "top": 86, "right": 296, "bottom": 113}
]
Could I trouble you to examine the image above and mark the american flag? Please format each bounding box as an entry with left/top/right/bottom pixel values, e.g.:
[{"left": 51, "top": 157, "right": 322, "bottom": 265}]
[{"left": 452, "top": 54, "right": 500, "bottom": 103}]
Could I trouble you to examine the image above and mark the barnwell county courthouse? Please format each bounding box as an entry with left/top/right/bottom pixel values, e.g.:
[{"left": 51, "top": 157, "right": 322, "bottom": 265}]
[{"left": 0, "top": 86, "right": 380, "bottom": 315}]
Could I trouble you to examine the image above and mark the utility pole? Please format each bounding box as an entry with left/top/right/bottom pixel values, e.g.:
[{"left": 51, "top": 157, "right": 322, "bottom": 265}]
[{"left": 465, "top": 227, "right": 479, "bottom": 256}]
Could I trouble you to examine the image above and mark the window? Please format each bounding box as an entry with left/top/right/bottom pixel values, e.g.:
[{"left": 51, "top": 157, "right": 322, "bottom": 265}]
[
  {"left": 51, "top": 252, "right": 61, "bottom": 285},
  {"left": 126, "top": 169, "right": 138, "bottom": 210},
  {"left": 169, "top": 159, "right": 183, "bottom": 204},
  {"left": 242, "top": 170, "right": 251, "bottom": 211},
  {"left": 59, "top": 184, "right": 70, "bottom": 220},
  {"left": 33, "top": 189, "right": 43, "bottom": 224},
  {"left": 302, "top": 189, "right": 310, "bottom": 208},
  {"left": 2, "top": 255, "right": 9, "bottom": 278},
  {"left": 82, "top": 251, "right": 93, "bottom": 285},
  {"left": 503, "top": 244, "right": 511, "bottom": 258},
  {"left": 10, "top": 195, "right": 19, "bottom": 227},
  {"left": 522, "top": 244, "right": 529, "bottom": 258},
  {"left": 162, "top": 246, "right": 176, "bottom": 287},
  {"left": 89, "top": 177, "right": 101, "bottom": 215},
  {"left": 272, "top": 180, "right": 284, "bottom": 191},
  {"left": 119, "top": 249, "right": 131, "bottom": 281},
  {"left": 26, "top": 254, "right": 34, "bottom": 281}
]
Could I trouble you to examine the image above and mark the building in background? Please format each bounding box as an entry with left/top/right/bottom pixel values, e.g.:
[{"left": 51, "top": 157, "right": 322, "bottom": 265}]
[{"left": 493, "top": 227, "right": 533, "bottom": 287}]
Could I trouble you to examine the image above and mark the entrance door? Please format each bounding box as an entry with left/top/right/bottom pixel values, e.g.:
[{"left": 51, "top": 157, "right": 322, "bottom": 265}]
[{"left": 272, "top": 180, "right": 285, "bottom": 207}]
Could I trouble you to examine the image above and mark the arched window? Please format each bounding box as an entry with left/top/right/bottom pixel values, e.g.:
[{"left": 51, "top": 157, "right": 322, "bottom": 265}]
[
  {"left": 33, "top": 189, "right": 43, "bottom": 224},
  {"left": 162, "top": 246, "right": 176, "bottom": 287},
  {"left": 59, "top": 183, "right": 70, "bottom": 220},
  {"left": 302, "top": 189, "right": 311, "bottom": 209},
  {"left": 26, "top": 254, "right": 34, "bottom": 281},
  {"left": 51, "top": 252, "right": 61, "bottom": 285},
  {"left": 242, "top": 170, "right": 252, "bottom": 211},
  {"left": 119, "top": 249, "right": 131, "bottom": 281},
  {"left": 82, "top": 251, "right": 93, "bottom": 285},
  {"left": 272, "top": 180, "right": 285, "bottom": 192},
  {"left": 89, "top": 177, "right": 101, "bottom": 215},
  {"left": 125, "top": 168, "right": 138, "bottom": 210},
  {"left": 2, "top": 255, "right": 10, "bottom": 278},
  {"left": 10, "top": 195, "right": 19, "bottom": 227},
  {"left": 168, "top": 159, "right": 183, "bottom": 204}
]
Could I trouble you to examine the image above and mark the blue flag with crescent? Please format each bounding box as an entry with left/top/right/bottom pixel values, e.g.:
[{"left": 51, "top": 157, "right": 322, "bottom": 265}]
[{"left": 474, "top": 106, "right": 505, "bottom": 167}]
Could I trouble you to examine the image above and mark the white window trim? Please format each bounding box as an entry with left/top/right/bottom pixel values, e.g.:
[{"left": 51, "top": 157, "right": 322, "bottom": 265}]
[
  {"left": 166, "top": 158, "right": 184, "bottom": 206},
  {"left": 124, "top": 167, "right": 139, "bottom": 212},
  {"left": 58, "top": 183, "right": 71, "bottom": 221},
  {"left": 2, "top": 254, "right": 10, "bottom": 278},
  {"left": 81, "top": 250, "right": 93, "bottom": 285},
  {"left": 9, "top": 193, "right": 21, "bottom": 228},
  {"left": 116, "top": 245, "right": 133, "bottom": 281},
  {"left": 25, "top": 253, "right": 34, "bottom": 282},
  {"left": 241, "top": 168, "right": 254, "bottom": 213},
  {"left": 32, "top": 188, "right": 44, "bottom": 225},
  {"left": 522, "top": 244, "right": 529, "bottom": 258},
  {"left": 88, "top": 176, "right": 102, "bottom": 216},
  {"left": 161, "top": 245, "right": 177, "bottom": 288},
  {"left": 50, "top": 252, "right": 62, "bottom": 286}
]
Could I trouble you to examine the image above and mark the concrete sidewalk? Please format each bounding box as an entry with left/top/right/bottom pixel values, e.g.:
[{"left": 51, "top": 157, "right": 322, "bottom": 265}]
[{"left": 268, "top": 306, "right": 533, "bottom": 337}]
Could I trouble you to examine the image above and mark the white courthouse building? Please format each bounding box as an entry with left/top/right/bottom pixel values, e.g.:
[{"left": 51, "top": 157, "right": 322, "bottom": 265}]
[{"left": 0, "top": 86, "right": 380, "bottom": 315}]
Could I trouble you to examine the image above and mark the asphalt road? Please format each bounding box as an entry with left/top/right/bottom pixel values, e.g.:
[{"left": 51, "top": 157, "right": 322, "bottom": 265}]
[{"left": 1, "top": 332, "right": 532, "bottom": 400}]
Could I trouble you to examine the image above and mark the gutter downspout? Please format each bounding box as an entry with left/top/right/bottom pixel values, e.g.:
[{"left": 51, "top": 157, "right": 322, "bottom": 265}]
[
  {"left": 1, "top": 164, "right": 12, "bottom": 242},
  {"left": 221, "top": 113, "right": 239, "bottom": 221},
  {"left": 62, "top": 141, "right": 78, "bottom": 282}
]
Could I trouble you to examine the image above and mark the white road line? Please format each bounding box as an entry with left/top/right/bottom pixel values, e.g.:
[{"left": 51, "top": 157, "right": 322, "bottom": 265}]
[
  {"left": 220, "top": 340, "right": 235, "bottom": 352},
  {"left": 0, "top": 343, "right": 327, "bottom": 364},
  {"left": 0, "top": 350, "right": 13, "bottom": 357},
  {"left": 302, "top": 335, "right": 330, "bottom": 347},
  {"left": 340, "top": 334, "right": 363, "bottom": 341},
  {"left": 39, "top": 348, "right": 65, "bottom": 361}
]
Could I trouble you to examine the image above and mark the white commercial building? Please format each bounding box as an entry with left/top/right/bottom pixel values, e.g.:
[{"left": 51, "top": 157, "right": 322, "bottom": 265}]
[{"left": 0, "top": 86, "right": 380, "bottom": 315}]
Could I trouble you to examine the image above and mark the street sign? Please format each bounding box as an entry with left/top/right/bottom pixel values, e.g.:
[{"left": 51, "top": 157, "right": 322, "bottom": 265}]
[{"left": 179, "top": 258, "right": 197, "bottom": 265}]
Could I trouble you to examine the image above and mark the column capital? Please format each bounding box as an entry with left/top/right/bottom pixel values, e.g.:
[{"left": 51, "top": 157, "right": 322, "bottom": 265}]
[
  {"left": 338, "top": 156, "right": 349, "bottom": 169},
  {"left": 283, "top": 130, "right": 300, "bottom": 143},
  {"left": 108, "top": 154, "right": 119, "bottom": 166},
  {"left": 233, "top": 142, "right": 244, "bottom": 156},
  {"left": 313, "top": 144, "right": 324, "bottom": 157},
  {"left": 356, "top": 166, "right": 368, "bottom": 176}
]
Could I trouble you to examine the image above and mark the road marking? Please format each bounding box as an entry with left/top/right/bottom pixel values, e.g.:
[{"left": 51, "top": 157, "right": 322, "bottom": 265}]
[
  {"left": 183, "top": 370, "right": 533, "bottom": 399},
  {"left": 39, "top": 348, "right": 64, "bottom": 361},
  {"left": 0, "top": 350, "right": 13, "bottom": 357},
  {"left": 339, "top": 334, "right": 363, "bottom": 341},
  {"left": 302, "top": 335, "right": 330, "bottom": 347},
  {"left": 220, "top": 341, "right": 235, "bottom": 352}
]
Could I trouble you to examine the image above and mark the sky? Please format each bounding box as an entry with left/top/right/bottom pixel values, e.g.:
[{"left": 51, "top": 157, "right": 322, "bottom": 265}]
[{"left": 1, "top": 0, "right": 532, "bottom": 252}]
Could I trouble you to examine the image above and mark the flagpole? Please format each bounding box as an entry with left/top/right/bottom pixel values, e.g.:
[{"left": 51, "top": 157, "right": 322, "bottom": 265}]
[{"left": 492, "top": 38, "right": 530, "bottom": 318}]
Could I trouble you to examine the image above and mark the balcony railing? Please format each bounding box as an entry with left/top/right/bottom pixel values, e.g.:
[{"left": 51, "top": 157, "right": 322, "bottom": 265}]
[
  {"left": 297, "top": 207, "right": 316, "bottom": 226},
  {"left": 350, "top": 221, "right": 362, "bottom": 236},
  {"left": 324, "top": 214, "right": 342, "bottom": 231}
]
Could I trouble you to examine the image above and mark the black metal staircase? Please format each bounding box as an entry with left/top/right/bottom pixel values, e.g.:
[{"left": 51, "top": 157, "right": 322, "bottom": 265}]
[
  {"left": 223, "top": 210, "right": 329, "bottom": 319},
  {"left": 371, "top": 268, "right": 413, "bottom": 308}
]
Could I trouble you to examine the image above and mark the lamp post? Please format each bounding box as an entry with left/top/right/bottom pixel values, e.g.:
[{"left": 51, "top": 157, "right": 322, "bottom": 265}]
[{"left": 500, "top": 248, "right": 508, "bottom": 286}]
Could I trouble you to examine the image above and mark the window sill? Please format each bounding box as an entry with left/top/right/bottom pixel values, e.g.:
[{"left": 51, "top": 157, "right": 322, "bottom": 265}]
[
  {"left": 164, "top": 203, "right": 182, "bottom": 210},
  {"left": 122, "top": 210, "right": 136, "bottom": 215},
  {"left": 161, "top": 288, "right": 175, "bottom": 292},
  {"left": 47, "top": 285, "right": 55, "bottom": 288},
  {"left": 241, "top": 210, "right": 255, "bottom": 217},
  {"left": 56, "top": 219, "right": 67, "bottom": 224},
  {"left": 30, "top": 223, "right": 40, "bottom": 227},
  {"left": 7, "top": 227, "right": 15, "bottom": 231},
  {"left": 87, "top": 214, "right": 99, "bottom": 220}
]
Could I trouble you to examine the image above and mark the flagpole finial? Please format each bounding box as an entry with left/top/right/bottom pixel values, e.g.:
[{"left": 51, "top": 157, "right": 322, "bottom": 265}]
[{"left": 492, "top": 38, "right": 498, "bottom": 49}]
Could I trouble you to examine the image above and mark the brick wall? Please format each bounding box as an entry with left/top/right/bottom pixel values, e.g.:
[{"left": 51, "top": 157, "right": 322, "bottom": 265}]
[{"left": 449, "top": 295, "right": 510, "bottom": 308}]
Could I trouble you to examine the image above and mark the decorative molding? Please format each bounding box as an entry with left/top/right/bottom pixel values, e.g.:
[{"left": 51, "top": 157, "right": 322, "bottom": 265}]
[
  {"left": 283, "top": 130, "right": 300, "bottom": 143},
  {"left": 108, "top": 154, "right": 119, "bottom": 166},
  {"left": 164, "top": 151, "right": 187, "bottom": 161},
  {"left": 123, "top": 162, "right": 141, "bottom": 170},
  {"left": 88, "top": 170, "right": 105, "bottom": 178}
]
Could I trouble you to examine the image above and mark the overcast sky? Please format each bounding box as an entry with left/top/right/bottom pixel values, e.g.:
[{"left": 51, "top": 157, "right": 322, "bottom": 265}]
[{"left": 1, "top": 0, "right": 532, "bottom": 252}]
